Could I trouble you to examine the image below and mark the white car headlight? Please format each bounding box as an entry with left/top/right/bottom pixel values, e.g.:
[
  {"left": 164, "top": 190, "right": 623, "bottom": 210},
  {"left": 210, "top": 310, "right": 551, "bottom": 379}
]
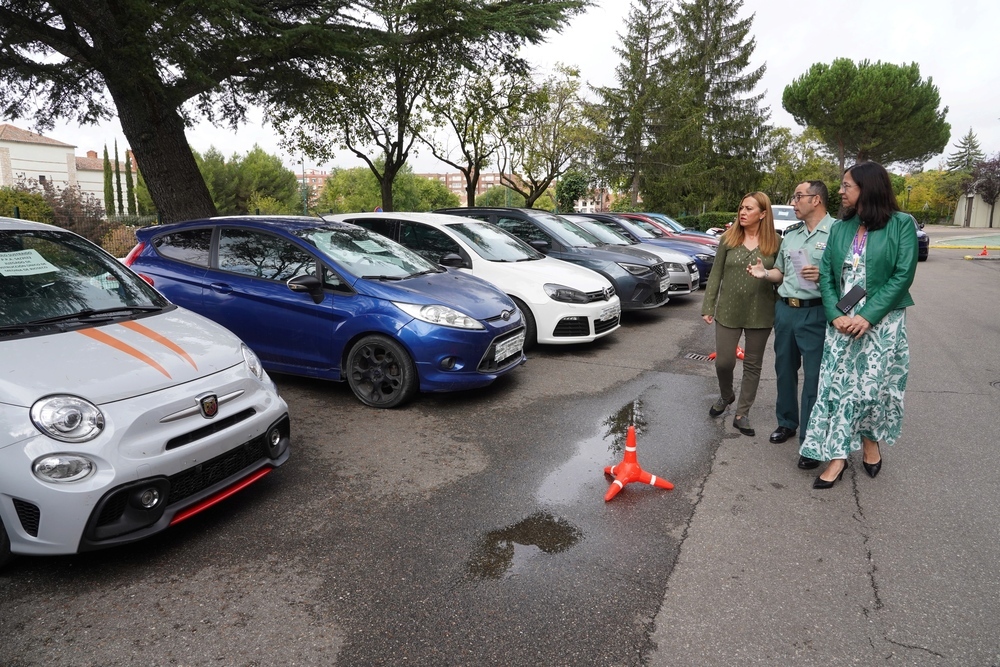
[
  {"left": 544, "top": 283, "right": 590, "bottom": 304},
  {"left": 395, "top": 302, "right": 485, "bottom": 330},
  {"left": 242, "top": 343, "right": 265, "bottom": 380},
  {"left": 665, "top": 262, "right": 685, "bottom": 273},
  {"left": 33, "top": 455, "right": 95, "bottom": 483},
  {"left": 30, "top": 395, "right": 105, "bottom": 442}
]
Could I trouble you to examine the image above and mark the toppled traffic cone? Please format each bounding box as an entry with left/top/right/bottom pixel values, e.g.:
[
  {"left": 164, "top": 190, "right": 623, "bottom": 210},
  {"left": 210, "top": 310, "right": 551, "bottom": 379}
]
[
  {"left": 603, "top": 425, "right": 673, "bottom": 501},
  {"left": 707, "top": 346, "right": 744, "bottom": 361},
  {"left": 980, "top": 246, "right": 989, "bottom": 256}
]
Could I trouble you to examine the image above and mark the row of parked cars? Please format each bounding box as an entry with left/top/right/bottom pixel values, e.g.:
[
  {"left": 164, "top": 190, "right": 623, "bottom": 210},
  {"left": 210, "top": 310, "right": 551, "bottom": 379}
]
[{"left": 0, "top": 208, "right": 716, "bottom": 568}]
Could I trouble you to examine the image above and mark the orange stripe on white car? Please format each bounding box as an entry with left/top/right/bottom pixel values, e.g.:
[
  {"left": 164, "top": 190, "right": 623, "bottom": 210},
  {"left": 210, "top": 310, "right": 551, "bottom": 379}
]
[
  {"left": 119, "top": 320, "right": 198, "bottom": 370},
  {"left": 77, "top": 327, "right": 172, "bottom": 378}
]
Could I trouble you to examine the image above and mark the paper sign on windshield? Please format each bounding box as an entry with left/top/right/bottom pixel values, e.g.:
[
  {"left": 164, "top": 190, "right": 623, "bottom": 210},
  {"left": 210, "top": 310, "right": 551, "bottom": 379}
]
[{"left": 0, "top": 249, "right": 59, "bottom": 276}]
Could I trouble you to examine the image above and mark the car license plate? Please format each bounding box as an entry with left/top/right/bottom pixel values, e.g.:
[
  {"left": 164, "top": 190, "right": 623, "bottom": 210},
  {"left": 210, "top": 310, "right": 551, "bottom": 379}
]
[
  {"left": 659, "top": 278, "right": 670, "bottom": 293},
  {"left": 599, "top": 303, "right": 621, "bottom": 321},
  {"left": 495, "top": 331, "right": 525, "bottom": 361}
]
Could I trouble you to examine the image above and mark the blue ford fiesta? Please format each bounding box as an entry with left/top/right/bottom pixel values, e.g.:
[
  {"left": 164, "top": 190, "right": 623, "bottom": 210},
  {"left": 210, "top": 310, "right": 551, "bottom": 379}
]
[{"left": 126, "top": 216, "right": 526, "bottom": 408}]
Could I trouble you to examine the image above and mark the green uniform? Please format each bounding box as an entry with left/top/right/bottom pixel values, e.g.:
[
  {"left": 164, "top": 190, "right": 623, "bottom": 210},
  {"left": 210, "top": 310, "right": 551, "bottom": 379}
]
[{"left": 772, "top": 215, "right": 833, "bottom": 440}]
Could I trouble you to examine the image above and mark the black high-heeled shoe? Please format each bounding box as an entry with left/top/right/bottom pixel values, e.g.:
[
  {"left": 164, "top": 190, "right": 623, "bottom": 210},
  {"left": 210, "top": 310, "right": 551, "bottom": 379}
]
[
  {"left": 863, "top": 442, "right": 882, "bottom": 478},
  {"left": 813, "top": 459, "right": 848, "bottom": 489}
]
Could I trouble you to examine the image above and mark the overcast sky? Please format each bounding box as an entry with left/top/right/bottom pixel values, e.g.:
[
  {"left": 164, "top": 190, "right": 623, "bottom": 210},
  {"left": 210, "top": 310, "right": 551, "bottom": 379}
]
[{"left": 39, "top": 0, "right": 1000, "bottom": 175}]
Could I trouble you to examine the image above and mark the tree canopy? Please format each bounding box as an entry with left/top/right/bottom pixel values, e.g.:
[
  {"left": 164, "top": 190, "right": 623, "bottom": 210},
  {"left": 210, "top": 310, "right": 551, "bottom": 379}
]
[
  {"left": 315, "top": 165, "right": 458, "bottom": 214},
  {"left": 782, "top": 59, "right": 950, "bottom": 173},
  {"left": 195, "top": 146, "right": 301, "bottom": 215},
  {"left": 0, "top": 0, "right": 586, "bottom": 222},
  {"left": 946, "top": 128, "right": 985, "bottom": 172}
]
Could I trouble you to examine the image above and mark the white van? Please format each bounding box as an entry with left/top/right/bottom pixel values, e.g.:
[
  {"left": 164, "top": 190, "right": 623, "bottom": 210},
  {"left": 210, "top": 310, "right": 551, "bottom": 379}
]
[{"left": 0, "top": 218, "right": 290, "bottom": 569}]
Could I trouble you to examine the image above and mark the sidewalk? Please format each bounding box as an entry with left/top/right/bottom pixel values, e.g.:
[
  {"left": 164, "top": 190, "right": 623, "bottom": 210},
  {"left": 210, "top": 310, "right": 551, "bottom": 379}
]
[{"left": 922, "top": 224, "right": 1000, "bottom": 249}]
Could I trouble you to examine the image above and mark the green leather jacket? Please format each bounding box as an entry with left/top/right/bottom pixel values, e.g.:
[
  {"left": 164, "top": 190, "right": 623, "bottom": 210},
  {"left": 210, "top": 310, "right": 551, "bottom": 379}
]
[{"left": 819, "top": 211, "right": 917, "bottom": 325}]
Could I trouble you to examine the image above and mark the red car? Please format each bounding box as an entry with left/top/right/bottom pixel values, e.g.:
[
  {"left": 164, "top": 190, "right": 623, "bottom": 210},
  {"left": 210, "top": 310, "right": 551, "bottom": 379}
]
[{"left": 616, "top": 212, "right": 719, "bottom": 247}]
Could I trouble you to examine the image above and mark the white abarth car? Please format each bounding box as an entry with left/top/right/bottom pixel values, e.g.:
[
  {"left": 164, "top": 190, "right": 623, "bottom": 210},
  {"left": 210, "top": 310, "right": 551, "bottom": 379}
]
[
  {"left": 0, "top": 218, "right": 290, "bottom": 569},
  {"left": 326, "top": 212, "right": 622, "bottom": 348}
]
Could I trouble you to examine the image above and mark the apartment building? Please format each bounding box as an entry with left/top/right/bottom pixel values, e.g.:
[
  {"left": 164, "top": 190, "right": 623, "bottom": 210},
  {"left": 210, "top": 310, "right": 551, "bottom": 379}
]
[{"left": 0, "top": 123, "right": 134, "bottom": 212}]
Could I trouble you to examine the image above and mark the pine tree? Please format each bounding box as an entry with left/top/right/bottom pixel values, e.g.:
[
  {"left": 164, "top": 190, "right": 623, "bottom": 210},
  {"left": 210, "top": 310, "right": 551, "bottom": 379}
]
[
  {"left": 124, "top": 149, "right": 137, "bottom": 215},
  {"left": 590, "top": 0, "right": 673, "bottom": 207},
  {"left": 102, "top": 145, "right": 114, "bottom": 217},
  {"left": 947, "top": 128, "right": 985, "bottom": 172},
  {"left": 114, "top": 140, "right": 124, "bottom": 216},
  {"left": 649, "top": 0, "right": 770, "bottom": 211}
]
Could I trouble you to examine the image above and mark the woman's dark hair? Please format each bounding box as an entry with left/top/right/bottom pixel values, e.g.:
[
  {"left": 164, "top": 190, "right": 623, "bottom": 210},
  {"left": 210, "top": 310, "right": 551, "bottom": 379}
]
[{"left": 841, "top": 161, "right": 900, "bottom": 231}]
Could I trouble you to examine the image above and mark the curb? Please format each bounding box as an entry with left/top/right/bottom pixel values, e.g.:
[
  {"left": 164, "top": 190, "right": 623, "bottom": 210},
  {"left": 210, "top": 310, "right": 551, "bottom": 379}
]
[
  {"left": 964, "top": 255, "right": 1000, "bottom": 261},
  {"left": 931, "top": 244, "right": 1000, "bottom": 250}
]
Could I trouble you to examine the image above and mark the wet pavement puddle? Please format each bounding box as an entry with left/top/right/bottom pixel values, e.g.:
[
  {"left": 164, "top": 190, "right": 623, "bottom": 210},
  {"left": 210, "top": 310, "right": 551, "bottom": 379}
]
[
  {"left": 466, "top": 511, "right": 582, "bottom": 580},
  {"left": 466, "top": 400, "right": 653, "bottom": 580},
  {"left": 535, "top": 399, "right": 648, "bottom": 505}
]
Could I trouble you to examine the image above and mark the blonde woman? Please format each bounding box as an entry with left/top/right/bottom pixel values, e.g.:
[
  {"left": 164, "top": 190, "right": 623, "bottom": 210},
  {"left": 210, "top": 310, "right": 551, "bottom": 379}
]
[{"left": 701, "top": 192, "right": 781, "bottom": 436}]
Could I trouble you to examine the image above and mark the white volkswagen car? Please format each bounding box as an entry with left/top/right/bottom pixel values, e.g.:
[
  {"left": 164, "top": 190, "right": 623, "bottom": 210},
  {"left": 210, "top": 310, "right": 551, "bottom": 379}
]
[
  {"left": 0, "top": 218, "right": 290, "bottom": 569},
  {"left": 325, "top": 212, "right": 622, "bottom": 347}
]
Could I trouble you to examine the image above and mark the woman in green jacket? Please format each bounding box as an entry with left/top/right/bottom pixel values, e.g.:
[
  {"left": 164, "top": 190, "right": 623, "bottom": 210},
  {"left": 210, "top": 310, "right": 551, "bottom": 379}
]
[{"left": 800, "top": 162, "right": 918, "bottom": 489}]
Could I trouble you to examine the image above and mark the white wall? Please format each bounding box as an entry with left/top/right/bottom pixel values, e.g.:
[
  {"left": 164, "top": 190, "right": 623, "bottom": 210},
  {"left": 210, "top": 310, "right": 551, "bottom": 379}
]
[
  {"left": 0, "top": 141, "right": 76, "bottom": 189},
  {"left": 953, "top": 193, "right": 1000, "bottom": 229}
]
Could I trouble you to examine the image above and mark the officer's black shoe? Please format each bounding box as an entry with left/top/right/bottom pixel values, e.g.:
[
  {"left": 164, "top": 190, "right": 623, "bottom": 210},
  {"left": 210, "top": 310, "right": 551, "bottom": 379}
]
[
  {"left": 769, "top": 426, "right": 796, "bottom": 443},
  {"left": 797, "top": 455, "right": 821, "bottom": 470}
]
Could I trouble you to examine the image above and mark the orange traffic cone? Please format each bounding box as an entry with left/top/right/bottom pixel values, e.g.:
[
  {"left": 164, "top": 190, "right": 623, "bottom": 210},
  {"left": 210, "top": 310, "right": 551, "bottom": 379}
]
[
  {"left": 603, "top": 425, "right": 674, "bottom": 501},
  {"left": 707, "top": 346, "right": 744, "bottom": 361},
  {"left": 980, "top": 245, "right": 989, "bottom": 256}
]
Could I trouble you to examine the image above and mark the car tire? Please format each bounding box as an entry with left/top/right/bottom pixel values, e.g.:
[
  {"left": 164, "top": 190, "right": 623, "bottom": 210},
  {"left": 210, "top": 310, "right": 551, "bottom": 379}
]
[
  {"left": 510, "top": 297, "right": 536, "bottom": 350},
  {"left": 0, "top": 517, "right": 13, "bottom": 571},
  {"left": 346, "top": 335, "right": 418, "bottom": 408}
]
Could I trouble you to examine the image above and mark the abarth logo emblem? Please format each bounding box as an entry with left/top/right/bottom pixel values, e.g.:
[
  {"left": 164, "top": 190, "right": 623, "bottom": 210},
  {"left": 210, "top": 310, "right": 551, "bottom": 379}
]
[{"left": 199, "top": 395, "right": 219, "bottom": 419}]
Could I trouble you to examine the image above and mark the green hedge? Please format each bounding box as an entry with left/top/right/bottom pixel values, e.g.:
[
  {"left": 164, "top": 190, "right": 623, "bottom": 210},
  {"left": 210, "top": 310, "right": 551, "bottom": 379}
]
[{"left": 676, "top": 212, "right": 736, "bottom": 232}]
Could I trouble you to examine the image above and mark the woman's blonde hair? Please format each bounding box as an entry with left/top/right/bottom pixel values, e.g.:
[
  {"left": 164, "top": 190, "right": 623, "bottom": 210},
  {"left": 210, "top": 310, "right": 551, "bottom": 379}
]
[{"left": 721, "top": 192, "right": 780, "bottom": 256}]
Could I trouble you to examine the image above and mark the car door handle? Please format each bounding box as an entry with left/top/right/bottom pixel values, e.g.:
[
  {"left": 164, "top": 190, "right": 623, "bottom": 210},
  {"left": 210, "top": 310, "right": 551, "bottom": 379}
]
[{"left": 209, "top": 282, "right": 233, "bottom": 294}]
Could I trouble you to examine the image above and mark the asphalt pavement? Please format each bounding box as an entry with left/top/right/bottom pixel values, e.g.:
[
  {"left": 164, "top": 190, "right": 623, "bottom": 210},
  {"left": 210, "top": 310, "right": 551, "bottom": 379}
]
[
  {"left": 1, "top": 240, "right": 998, "bottom": 666},
  {"left": 647, "top": 243, "right": 1000, "bottom": 666}
]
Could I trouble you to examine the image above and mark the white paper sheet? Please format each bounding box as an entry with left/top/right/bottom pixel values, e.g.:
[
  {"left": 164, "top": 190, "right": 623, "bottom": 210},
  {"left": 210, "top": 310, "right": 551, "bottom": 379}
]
[{"left": 789, "top": 248, "right": 817, "bottom": 290}]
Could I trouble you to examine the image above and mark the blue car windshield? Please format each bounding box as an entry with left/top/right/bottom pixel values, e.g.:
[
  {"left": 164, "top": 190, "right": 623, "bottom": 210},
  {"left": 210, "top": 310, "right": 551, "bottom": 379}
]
[
  {"left": 298, "top": 226, "right": 437, "bottom": 278},
  {"left": 564, "top": 217, "right": 632, "bottom": 245},
  {"left": 612, "top": 217, "right": 657, "bottom": 239},
  {"left": 447, "top": 222, "right": 544, "bottom": 261}
]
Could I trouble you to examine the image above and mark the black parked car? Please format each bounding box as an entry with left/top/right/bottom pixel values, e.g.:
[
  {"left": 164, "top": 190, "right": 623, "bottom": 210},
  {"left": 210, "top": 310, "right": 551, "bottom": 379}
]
[{"left": 436, "top": 207, "right": 671, "bottom": 310}]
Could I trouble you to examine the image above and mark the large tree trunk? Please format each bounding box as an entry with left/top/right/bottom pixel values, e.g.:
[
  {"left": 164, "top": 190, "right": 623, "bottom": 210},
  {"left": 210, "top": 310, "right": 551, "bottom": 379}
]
[
  {"left": 105, "top": 77, "right": 216, "bottom": 222},
  {"left": 103, "top": 70, "right": 216, "bottom": 223}
]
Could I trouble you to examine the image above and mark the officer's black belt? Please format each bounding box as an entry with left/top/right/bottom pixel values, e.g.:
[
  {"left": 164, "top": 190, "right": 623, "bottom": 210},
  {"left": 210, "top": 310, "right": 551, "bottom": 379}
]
[{"left": 781, "top": 297, "right": 823, "bottom": 308}]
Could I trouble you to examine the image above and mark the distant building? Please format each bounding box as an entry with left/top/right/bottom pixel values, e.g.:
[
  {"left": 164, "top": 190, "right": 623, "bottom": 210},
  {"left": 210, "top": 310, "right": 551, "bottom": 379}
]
[
  {"left": 417, "top": 171, "right": 507, "bottom": 206},
  {"left": 0, "top": 123, "right": 134, "bottom": 213},
  {"left": 954, "top": 192, "right": 1000, "bottom": 228}
]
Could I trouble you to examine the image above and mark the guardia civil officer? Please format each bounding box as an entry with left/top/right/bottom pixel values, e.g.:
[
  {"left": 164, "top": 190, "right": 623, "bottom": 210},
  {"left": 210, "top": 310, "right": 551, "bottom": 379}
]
[{"left": 746, "top": 181, "right": 833, "bottom": 468}]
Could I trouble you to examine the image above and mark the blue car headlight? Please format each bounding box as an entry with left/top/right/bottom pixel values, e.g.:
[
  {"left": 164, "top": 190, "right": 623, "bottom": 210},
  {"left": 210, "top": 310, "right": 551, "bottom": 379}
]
[
  {"left": 395, "top": 302, "right": 485, "bottom": 330},
  {"left": 695, "top": 253, "right": 712, "bottom": 262},
  {"left": 544, "top": 283, "right": 589, "bottom": 304}
]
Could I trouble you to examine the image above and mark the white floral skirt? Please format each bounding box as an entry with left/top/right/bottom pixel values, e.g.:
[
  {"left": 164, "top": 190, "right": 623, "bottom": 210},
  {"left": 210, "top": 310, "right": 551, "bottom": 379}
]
[{"left": 799, "top": 308, "right": 909, "bottom": 461}]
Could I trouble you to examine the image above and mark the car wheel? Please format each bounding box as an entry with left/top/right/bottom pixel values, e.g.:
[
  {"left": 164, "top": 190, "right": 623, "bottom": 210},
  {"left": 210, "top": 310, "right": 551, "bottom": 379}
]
[
  {"left": 511, "top": 297, "right": 536, "bottom": 350},
  {"left": 0, "top": 517, "right": 13, "bottom": 571},
  {"left": 346, "top": 335, "right": 418, "bottom": 408}
]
